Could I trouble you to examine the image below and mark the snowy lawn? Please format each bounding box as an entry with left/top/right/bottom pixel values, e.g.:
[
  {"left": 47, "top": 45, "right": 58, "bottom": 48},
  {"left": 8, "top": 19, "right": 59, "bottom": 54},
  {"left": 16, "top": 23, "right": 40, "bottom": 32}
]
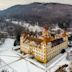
[
  {"left": 9, "top": 59, "right": 44, "bottom": 72},
  {"left": 0, "top": 50, "right": 20, "bottom": 64},
  {"left": 0, "top": 38, "right": 15, "bottom": 50}
]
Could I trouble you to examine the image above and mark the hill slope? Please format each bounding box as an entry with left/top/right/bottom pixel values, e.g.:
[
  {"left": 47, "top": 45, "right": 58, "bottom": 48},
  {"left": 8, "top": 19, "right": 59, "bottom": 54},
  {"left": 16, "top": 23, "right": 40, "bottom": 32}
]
[{"left": 0, "top": 2, "right": 72, "bottom": 27}]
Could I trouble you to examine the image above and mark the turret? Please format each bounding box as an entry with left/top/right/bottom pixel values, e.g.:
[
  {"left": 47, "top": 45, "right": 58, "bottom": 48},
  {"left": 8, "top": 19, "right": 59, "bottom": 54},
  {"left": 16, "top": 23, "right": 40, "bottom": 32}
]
[{"left": 42, "top": 25, "right": 50, "bottom": 37}]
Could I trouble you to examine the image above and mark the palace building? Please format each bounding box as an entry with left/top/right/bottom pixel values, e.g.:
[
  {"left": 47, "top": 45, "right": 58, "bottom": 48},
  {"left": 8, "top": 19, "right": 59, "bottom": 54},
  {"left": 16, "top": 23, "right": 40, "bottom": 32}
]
[{"left": 20, "top": 27, "right": 68, "bottom": 63}]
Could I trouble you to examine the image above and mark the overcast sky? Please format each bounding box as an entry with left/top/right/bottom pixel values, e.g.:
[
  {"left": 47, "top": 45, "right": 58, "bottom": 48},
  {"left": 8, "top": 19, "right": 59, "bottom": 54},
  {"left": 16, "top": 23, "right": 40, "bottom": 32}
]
[{"left": 0, "top": 0, "right": 72, "bottom": 10}]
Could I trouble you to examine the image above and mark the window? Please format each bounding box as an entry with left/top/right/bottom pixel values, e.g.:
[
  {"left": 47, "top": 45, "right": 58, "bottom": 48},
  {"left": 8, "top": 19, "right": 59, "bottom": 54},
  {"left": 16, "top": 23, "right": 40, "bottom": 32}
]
[{"left": 51, "top": 38, "right": 64, "bottom": 47}]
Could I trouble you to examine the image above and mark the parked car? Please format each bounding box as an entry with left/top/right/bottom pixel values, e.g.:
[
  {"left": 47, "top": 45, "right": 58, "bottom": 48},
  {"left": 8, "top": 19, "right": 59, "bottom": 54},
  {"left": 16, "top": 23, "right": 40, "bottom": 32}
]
[
  {"left": 68, "top": 41, "right": 72, "bottom": 47},
  {"left": 66, "top": 51, "right": 72, "bottom": 60}
]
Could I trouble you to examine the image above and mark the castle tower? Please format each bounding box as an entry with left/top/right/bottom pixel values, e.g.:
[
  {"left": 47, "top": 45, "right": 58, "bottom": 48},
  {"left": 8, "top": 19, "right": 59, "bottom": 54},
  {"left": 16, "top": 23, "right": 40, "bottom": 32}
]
[
  {"left": 42, "top": 26, "right": 49, "bottom": 37},
  {"left": 41, "top": 40, "right": 48, "bottom": 63}
]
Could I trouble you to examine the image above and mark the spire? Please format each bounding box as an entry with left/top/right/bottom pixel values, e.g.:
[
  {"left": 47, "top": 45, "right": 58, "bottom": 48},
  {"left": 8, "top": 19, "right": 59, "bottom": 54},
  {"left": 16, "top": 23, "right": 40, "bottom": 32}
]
[{"left": 42, "top": 24, "right": 49, "bottom": 37}]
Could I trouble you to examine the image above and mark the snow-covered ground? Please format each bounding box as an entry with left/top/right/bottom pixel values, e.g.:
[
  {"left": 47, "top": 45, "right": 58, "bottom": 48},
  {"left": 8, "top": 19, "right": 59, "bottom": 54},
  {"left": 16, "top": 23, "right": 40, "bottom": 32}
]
[
  {"left": 0, "top": 38, "right": 45, "bottom": 72},
  {"left": 0, "top": 38, "right": 14, "bottom": 50},
  {"left": 6, "top": 19, "right": 43, "bottom": 32},
  {"left": 0, "top": 38, "right": 71, "bottom": 72},
  {"left": 0, "top": 50, "right": 44, "bottom": 72}
]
